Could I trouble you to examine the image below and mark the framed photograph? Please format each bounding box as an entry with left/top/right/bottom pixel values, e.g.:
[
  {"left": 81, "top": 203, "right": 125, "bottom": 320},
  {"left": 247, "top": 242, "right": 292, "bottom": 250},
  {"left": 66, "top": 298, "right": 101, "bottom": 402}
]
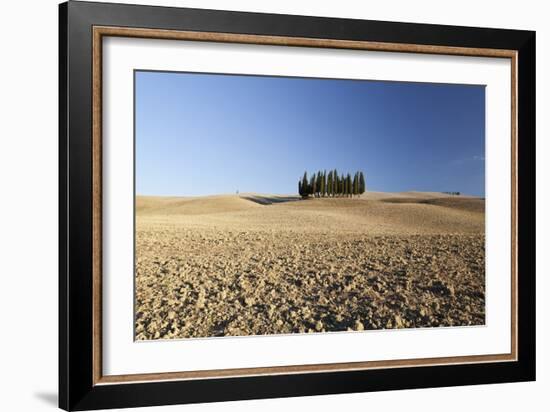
[{"left": 59, "top": 1, "right": 536, "bottom": 410}]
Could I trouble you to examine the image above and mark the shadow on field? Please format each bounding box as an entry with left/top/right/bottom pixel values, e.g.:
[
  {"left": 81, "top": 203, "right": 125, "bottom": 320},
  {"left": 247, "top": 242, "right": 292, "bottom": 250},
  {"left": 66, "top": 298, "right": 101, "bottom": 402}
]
[
  {"left": 241, "top": 195, "right": 303, "bottom": 205},
  {"left": 381, "top": 197, "right": 485, "bottom": 213}
]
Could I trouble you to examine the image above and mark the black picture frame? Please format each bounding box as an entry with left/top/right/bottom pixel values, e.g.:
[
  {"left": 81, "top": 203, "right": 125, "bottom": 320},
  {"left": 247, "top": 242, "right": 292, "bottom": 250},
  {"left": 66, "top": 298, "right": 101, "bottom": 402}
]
[{"left": 59, "top": 1, "right": 536, "bottom": 410}]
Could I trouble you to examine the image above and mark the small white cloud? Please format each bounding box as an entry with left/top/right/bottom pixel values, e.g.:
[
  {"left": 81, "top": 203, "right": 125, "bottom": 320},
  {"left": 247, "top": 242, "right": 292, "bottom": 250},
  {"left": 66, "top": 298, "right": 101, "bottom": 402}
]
[{"left": 452, "top": 155, "right": 485, "bottom": 165}]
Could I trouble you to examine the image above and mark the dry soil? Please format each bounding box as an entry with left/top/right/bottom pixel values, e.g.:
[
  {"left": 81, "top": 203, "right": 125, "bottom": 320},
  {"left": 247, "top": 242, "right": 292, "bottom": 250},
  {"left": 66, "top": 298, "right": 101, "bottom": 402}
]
[{"left": 135, "top": 192, "right": 485, "bottom": 340}]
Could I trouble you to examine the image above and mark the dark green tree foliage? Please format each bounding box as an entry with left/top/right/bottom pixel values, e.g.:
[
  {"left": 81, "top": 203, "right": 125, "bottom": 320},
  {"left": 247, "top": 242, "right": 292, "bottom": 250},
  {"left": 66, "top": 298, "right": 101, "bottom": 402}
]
[
  {"left": 344, "top": 175, "right": 349, "bottom": 197},
  {"left": 300, "top": 172, "right": 309, "bottom": 198},
  {"left": 353, "top": 172, "right": 359, "bottom": 196},
  {"left": 316, "top": 171, "right": 322, "bottom": 197},
  {"left": 359, "top": 171, "right": 366, "bottom": 196},
  {"left": 299, "top": 169, "right": 365, "bottom": 198},
  {"left": 343, "top": 174, "right": 346, "bottom": 195},
  {"left": 343, "top": 174, "right": 347, "bottom": 196}
]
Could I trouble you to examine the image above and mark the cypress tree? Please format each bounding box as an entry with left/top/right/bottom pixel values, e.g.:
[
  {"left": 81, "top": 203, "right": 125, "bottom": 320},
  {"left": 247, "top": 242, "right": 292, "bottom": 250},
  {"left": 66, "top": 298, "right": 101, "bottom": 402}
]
[
  {"left": 322, "top": 170, "right": 327, "bottom": 197},
  {"left": 327, "top": 171, "right": 332, "bottom": 197},
  {"left": 314, "top": 172, "right": 318, "bottom": 197},
  {"left": 353, "top": 172, "right": 359, "bottom": 196},
  {"left": 344, "top": 174, "right": 348, "bottom": 197},
  {"left": 343, "top": 174, "right": 347, "bottom": 197},
  {"left": 345, "top": 175, "right": 348, "bottom": 197},
  {"left": 315, "top": 171, "right": 320, "bottom": 197},
  {"left": 347, "top": 174, "right": 352, "bottom": 197},
  {"left": 359, "top": 171, "right": 366, "bottom": 196},
  {"left": 301, "top": 172, "right": 309, "bottom": 198},
  {"left": 310, "top": 175, "right": 316, "bottom": 197}
]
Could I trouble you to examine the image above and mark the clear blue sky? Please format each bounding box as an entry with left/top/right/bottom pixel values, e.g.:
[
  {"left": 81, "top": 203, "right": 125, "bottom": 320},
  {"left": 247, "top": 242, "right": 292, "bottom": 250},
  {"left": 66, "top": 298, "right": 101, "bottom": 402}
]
[{"left": 135, "top": 71, "right": 485, "bottom": 197}]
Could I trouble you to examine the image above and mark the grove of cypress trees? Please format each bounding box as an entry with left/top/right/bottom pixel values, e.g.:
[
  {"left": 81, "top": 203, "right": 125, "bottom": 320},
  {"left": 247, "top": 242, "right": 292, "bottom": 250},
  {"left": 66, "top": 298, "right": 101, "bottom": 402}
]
[{"left": 298, "top": 169, "right": 366, "bottom": 198}]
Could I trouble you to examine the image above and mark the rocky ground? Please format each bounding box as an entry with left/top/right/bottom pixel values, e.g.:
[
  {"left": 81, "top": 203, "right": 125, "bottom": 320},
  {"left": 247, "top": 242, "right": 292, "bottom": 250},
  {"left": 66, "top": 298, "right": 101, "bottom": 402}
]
[{"left": 135, "top": 193, "right": 485, "bottom": 340}]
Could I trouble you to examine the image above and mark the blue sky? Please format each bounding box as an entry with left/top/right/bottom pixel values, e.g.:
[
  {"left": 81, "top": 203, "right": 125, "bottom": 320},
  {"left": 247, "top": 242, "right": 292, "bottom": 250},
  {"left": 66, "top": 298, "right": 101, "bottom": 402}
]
[{"left": 135, "top": 71, "right": 485, "bottom": 197}]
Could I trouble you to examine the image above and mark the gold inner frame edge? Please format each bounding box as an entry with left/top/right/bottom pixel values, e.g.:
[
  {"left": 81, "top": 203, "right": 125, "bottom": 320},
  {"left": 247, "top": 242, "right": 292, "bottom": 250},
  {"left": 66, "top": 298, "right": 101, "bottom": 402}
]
[{"left": 91, "top": 25, "right": 518, "bottom": 386}]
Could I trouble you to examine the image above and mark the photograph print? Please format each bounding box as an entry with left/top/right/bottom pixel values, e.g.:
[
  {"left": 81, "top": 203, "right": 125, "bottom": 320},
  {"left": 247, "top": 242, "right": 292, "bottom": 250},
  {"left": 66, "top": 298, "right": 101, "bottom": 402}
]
[{"left": 134, "top": 71, "right": 486, "bottom": 340}]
